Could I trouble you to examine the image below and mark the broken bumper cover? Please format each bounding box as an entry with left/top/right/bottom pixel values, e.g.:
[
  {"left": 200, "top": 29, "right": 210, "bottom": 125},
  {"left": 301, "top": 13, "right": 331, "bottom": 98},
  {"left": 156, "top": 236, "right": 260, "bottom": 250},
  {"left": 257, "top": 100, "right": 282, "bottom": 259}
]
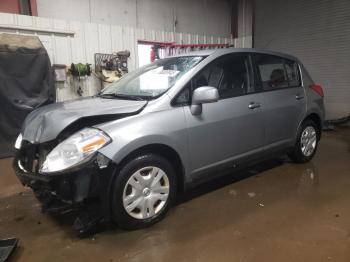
[{"left": 13, "top": 152, "right": 115, "bottom": 216}]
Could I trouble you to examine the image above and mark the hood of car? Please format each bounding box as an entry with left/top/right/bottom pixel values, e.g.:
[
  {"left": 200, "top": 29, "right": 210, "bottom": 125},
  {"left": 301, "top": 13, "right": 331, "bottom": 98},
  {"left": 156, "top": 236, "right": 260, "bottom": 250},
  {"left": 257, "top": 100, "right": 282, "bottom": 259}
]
[{"left": 21, "top": 97, "right": 147, "bottom": 143}]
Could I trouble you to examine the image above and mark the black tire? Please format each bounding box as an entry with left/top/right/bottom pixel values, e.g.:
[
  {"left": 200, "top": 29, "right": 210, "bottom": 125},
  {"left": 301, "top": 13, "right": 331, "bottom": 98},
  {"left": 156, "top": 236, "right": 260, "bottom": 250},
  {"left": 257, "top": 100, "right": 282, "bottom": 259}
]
[
  {"left": 288, "top": 119, "right": 320, "bottom": 163},
  {"left": 110, "top": 154, "right": 176, "bottom": 230}
]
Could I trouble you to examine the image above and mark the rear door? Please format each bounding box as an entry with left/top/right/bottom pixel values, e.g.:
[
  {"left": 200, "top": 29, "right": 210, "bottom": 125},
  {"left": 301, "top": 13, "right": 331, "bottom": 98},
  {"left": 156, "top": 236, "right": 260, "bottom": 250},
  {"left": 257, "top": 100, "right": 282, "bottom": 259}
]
[
  {"left": 180, "top": 53, "right": 266, "bottom": 179},
  {"left": 253, "top": 54, "right": 306, "bottom": 149}
]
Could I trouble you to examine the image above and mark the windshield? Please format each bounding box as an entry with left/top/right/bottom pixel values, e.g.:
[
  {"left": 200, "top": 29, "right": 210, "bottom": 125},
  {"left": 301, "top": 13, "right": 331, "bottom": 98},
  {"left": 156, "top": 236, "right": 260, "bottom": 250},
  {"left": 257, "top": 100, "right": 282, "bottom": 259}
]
[{"left": 101, "top": 56, "right": 204, "bottom": 100}]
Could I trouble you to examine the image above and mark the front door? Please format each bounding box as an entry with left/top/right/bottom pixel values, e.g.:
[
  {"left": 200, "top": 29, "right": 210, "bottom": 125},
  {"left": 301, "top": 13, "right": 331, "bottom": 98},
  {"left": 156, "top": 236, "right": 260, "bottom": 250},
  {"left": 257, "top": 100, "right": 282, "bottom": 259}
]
[{"left": 183, "top": 54, "right": 266, "bottom": 179}]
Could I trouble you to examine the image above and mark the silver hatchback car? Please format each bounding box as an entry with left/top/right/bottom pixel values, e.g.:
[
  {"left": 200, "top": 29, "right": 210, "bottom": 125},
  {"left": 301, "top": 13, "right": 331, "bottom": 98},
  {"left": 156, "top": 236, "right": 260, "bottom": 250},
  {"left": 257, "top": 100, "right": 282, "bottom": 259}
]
[{"left": 14, "top": 48, "right": 325, "bottom": 232}]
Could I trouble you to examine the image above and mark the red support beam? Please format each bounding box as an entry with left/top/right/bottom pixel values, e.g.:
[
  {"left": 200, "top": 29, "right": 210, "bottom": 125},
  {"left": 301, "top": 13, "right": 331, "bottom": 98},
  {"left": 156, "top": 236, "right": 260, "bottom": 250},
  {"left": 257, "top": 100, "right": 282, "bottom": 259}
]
[
  {"left": 169, "top": 44, "right": 229, "bottom": 48},
  {"left": 138, "top": 40, "right": 229, "bottom": 49},
  {"left": 29, "top": 0, "right": 37, "bottom": 16}
]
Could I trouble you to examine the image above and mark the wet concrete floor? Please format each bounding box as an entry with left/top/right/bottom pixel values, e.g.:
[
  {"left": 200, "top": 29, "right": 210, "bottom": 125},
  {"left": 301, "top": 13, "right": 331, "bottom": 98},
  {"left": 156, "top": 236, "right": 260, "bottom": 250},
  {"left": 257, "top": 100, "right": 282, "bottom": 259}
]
[{"left": 0, "top": 127, "right": 349, "bottom": 262}]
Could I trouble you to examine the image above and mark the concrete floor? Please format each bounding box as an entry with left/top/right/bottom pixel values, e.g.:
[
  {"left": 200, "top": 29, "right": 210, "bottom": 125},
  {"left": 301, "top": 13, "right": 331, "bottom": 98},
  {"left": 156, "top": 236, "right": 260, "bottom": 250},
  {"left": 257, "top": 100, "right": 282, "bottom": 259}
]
[{"left": 0, "top": 127, "right": 349, "bottom": 262}]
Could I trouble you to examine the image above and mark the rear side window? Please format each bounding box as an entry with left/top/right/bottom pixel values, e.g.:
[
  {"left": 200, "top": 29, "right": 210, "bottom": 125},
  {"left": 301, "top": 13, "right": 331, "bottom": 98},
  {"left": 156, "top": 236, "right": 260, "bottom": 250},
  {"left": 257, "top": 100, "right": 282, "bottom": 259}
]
[{"left": 255, "top": 54, "right": 300, "bottom": 90}]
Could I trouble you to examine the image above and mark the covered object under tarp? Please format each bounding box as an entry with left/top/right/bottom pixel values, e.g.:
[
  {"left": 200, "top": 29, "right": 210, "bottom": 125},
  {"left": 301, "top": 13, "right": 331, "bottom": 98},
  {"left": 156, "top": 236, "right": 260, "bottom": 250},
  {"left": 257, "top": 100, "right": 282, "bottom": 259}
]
[{"left": 0, "top": 33, "right": 55, "bottom": 158}]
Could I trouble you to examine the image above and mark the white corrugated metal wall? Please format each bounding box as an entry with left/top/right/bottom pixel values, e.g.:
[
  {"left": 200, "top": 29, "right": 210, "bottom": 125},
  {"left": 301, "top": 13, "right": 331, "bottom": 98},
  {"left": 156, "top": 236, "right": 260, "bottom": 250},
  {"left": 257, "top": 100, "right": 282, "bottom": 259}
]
[
  {"left": 0, "top": 12, "right": 249, "bottom": 101},
  {"left": 237, "top": 0, "right": 253, "bottom": 48},
  {"left": 36, "top": 0, "right": 232, "bottom": 38},
  {"left": 254, "top": 0, "right": 350, "bottom": 120}
]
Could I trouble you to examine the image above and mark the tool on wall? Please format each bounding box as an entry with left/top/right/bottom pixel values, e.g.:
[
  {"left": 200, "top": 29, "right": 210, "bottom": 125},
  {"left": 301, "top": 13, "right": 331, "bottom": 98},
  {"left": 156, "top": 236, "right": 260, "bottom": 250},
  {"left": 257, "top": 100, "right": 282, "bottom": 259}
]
[
  {"left": 53, "top": 64, "right": 67, "bottom": 82},
  {"left": 94, "top": 51, "right": 130, "bottom": 84},
  {"left": 69, "top": 63, "right": 92, "bottom": 96}
]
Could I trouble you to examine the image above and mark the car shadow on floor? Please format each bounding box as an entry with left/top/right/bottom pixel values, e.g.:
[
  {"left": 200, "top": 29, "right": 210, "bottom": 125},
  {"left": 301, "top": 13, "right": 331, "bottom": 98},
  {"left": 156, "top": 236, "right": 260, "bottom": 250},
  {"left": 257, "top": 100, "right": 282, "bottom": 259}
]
[{"left": 177, "top": 157, "right": 286, "bottom": 205}]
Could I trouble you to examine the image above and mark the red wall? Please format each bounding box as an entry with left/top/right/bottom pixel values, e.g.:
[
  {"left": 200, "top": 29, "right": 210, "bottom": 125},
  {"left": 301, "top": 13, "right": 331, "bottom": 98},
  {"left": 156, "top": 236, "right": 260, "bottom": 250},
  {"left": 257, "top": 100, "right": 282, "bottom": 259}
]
[{"left": 0, "top": 0, "right": 20, "bottom": 14}]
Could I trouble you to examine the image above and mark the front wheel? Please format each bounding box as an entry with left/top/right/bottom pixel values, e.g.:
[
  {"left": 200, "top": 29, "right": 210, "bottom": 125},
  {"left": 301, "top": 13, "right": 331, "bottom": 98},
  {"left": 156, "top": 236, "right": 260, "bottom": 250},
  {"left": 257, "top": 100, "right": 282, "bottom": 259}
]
[
  {"left": 110, "top": 154, "right": 176, "bottom": 230},
  {"left": 288, "top": 119, "right": 320, "bottom": 163}
]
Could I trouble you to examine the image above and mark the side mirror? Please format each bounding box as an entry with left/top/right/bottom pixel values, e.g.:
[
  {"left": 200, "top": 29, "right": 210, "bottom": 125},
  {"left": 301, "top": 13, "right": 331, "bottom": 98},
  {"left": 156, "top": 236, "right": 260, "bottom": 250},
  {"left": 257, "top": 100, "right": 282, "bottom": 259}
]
[{"left": 191, "top": 86, "right": 219, "bottom": 115}]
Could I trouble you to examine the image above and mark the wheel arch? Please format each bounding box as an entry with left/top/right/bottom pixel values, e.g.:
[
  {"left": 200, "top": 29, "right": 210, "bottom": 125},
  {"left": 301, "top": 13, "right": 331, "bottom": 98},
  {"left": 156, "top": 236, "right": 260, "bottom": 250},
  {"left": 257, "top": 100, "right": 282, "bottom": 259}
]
[
  {"left": 116, "top": 143, "right": 186, "bottom": 194},
  {"left": 303, "top": 113, "right": 322, "bottom": 139},
  {"left": 293, "top": 112, "right": 323, "bottom": 145}
]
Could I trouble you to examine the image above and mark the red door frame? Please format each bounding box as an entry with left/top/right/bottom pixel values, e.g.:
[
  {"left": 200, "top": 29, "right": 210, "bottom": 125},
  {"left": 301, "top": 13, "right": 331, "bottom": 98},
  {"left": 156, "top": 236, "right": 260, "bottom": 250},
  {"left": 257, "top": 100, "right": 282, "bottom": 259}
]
[
  {"left": 0, "top": 0, "right": 20, "bottom": 14},
  {"left": 0, "top": 0, "right": 37, "bottom": 16}
]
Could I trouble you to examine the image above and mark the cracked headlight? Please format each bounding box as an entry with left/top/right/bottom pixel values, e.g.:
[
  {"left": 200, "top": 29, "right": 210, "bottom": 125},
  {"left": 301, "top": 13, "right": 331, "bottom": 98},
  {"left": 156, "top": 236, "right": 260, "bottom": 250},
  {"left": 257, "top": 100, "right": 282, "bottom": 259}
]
[{"left": 40, "top": 128, "right": 111, "bottom": 174}]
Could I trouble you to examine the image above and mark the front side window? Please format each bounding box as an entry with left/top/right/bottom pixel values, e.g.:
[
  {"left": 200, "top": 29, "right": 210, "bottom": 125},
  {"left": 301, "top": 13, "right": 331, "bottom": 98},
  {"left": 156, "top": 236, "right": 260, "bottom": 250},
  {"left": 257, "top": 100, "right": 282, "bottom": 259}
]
[
  {"left": 192, "top": 54, "right": 253, "bottom": 99},
  {"left": 101, "top": 56, "right": 204, "bottom": 100},
  {"left": 255, "top": 54, "right": 301, "bottom": 90}
]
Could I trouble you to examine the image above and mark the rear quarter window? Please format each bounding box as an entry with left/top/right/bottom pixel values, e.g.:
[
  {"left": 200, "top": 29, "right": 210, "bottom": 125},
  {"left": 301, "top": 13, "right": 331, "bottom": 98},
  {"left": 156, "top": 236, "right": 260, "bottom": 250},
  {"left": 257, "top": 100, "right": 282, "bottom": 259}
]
[
  {"left": 255, "top": 54, "right": 301, "bottom": 90},
  {"left": 284, "top": 59, "right": 301, "bottom": 87}
]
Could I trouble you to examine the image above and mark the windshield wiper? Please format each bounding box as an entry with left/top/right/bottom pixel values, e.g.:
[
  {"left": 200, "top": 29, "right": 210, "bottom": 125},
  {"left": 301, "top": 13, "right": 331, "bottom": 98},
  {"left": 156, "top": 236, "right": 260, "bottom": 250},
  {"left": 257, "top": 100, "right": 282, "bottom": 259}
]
[{"left": 99, "top": 93, "right": 148, "bottom": 101}]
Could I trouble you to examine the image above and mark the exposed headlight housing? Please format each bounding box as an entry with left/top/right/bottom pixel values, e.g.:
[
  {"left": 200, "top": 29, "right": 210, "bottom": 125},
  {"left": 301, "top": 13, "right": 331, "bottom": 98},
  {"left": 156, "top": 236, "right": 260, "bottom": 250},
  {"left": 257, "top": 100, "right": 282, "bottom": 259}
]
[
  {"left": 15, "top": 133, "right": 23, "bottom": 150},
  {"left": 40, "top": 128, "right": 111, "bottom": 174}
]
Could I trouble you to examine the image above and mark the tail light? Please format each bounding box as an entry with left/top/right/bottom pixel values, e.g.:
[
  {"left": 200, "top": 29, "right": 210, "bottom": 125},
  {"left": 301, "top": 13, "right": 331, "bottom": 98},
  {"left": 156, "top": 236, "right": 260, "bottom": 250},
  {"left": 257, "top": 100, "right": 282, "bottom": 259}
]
[{"left": 310, "top": 84, "right": 324, "bottom": 97}]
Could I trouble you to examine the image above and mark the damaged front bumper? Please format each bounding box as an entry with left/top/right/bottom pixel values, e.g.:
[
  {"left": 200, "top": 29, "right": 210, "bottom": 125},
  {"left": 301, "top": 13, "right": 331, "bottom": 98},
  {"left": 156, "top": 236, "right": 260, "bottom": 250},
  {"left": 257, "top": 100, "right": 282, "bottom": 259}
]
[{"left": 13, "top": 150, "right": 115, "bottom": 219}]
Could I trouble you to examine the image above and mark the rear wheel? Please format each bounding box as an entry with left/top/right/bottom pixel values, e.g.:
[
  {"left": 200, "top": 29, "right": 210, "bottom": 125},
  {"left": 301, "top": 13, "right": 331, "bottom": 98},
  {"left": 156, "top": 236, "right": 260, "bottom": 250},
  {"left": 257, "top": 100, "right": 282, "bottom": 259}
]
[
  {"left": 288, "top": 119, "right": 319, "bottom": 163},
  {"left": 110, "top": 154, "right": 176, "bottom": 230}
]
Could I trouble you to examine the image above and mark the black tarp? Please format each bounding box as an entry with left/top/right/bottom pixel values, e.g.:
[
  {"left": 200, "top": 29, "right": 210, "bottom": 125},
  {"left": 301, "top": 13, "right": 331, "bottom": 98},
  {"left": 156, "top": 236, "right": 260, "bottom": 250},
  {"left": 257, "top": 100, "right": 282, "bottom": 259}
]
[{"left": 0, "top": 33, "right": 55, "bottom": 158}]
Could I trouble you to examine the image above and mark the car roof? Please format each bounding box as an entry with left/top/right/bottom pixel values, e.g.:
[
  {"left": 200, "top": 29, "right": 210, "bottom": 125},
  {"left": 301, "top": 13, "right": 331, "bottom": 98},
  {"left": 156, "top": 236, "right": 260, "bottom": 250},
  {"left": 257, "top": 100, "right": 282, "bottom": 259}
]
[{"left": 174, "top": 48, "right": 300, "bottom": 62}]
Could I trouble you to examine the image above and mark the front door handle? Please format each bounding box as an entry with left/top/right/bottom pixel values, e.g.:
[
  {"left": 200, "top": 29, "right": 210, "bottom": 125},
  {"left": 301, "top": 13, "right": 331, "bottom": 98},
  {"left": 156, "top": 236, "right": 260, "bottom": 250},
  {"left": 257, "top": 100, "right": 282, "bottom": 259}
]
[
  {"left": 248, "top": 102, "right": 261, "bottom": 109},
  {"left": 295, "top": 94, "right": 304, "bottom": 100}
]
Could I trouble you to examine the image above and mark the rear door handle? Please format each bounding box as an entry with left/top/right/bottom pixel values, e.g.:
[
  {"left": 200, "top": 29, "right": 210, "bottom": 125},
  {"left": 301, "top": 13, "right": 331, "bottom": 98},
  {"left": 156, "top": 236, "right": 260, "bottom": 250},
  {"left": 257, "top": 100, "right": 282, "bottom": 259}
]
[
  {"left": 248, "top": 102, "right": 261, "bottom": 109},
  {"left": 295, "top": 94, "right": 304, "bottom": 100}
]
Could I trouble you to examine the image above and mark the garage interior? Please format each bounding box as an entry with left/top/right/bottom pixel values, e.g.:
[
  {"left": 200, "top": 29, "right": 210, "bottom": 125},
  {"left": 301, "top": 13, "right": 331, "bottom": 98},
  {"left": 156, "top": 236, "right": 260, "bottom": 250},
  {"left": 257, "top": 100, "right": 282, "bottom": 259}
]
[{"left": 0, "top": 0, "right": 349, "bottom": 261}]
